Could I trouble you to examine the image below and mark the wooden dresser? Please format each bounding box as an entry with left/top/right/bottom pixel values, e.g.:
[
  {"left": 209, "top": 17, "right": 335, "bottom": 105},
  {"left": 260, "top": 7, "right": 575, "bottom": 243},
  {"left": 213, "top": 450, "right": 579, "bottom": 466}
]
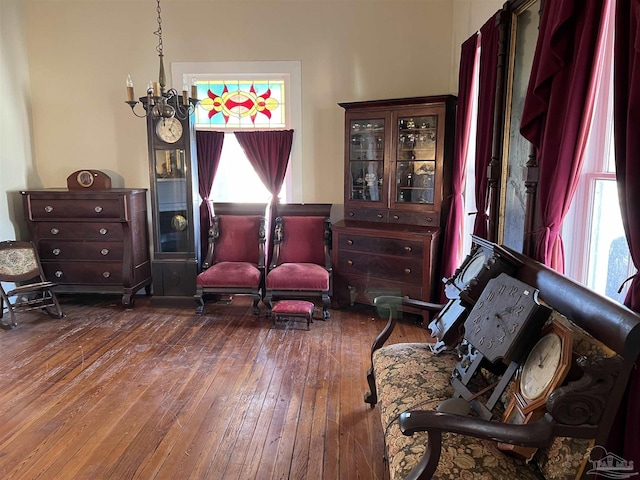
[
  {"left": 21, "top": 189, "right": 152, "bottom": 307},
  {"left": 332, "top": 220, "right": 440, "bottom": 305}
]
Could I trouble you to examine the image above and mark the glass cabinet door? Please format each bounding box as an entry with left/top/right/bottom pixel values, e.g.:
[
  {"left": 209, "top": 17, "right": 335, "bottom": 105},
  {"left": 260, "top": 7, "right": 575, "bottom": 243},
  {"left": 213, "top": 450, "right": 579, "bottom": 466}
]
[
  {"left": 348, "top": 119, "right": 385, "bottom": 202},
  {"left": 395, "top": 114, "right": 437, "bottom": 204},
  {"left": 153, "top": 148, "right": 191, "bottom": 253}
]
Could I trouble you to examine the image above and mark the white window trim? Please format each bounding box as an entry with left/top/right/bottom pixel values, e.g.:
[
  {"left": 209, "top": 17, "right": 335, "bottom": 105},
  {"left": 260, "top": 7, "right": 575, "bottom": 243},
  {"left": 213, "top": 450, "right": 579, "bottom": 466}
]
[{"left": 171, "top": 61, "right": 303, "bottom": 202}]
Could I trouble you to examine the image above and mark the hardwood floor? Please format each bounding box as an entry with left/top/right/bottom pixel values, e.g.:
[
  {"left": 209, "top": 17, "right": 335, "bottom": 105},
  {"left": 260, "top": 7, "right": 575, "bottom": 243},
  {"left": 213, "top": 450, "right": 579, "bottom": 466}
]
[{"left": 0, "top": 294, "right": 434, "bottom": 480}]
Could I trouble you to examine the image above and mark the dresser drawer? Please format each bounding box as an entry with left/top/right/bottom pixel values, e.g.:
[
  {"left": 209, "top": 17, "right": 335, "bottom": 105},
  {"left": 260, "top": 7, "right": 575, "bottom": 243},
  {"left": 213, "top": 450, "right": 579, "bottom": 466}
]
[
  {"left": 337, "top": 250, "right": 423, "bottom": 284},
  {"left": 38, "top": 240, "right": 124, "bottom": 261},
  {"left": 42, "top": 262, "right": 122, "bottom": 285},
  {"left": 34, "top": 222, "right": 124, "bottom": 240},
  {"left": 343, "top": 208, "right": 388, "bottom": 223},
  {"left": 342, "top": 275, "right": 423, "bottom": 303},
  {"left": 389, "top": 210, "right": 440, "bottom": 227},
  {"left": 337, "top": 234, "right": 423, "bottom": 257},
  {"left": 27, "top": 197, "right": 127, "bottom": 220}
]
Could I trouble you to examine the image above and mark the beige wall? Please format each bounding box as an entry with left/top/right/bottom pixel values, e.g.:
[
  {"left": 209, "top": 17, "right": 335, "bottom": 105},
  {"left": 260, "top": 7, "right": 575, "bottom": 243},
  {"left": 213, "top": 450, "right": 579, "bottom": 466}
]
[{"left": 2, "top": 0, "right": 502, "bottom": 239}]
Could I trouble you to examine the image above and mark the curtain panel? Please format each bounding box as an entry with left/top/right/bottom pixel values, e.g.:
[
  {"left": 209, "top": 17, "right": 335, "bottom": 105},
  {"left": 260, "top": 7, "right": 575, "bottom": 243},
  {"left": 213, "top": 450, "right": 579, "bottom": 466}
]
[
  {"left": 473, "top": 12, "right": 501, "bottom": 239},
  {"left": 440, "top": 33, "right": 480, "bottom": 295},
  {"left": 520, "top": 0, "right": 606, "bottom": 270},
  {"left": 614, "top": 0, "right": 640, "bottom": 466},
  {"left": 196, "top": 130, "right": 225, "bottom": 263}
]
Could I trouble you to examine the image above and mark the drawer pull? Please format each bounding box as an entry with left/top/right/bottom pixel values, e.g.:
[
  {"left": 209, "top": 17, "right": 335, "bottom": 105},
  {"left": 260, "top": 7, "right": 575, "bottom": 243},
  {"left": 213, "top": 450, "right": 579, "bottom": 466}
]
[
  {"left": 103, "top": 271, "right": 111, "bottom": 278},
  {"left": 94, "top": 206, "right": 103, "bottom": 213},
  {"left": 99, "top": 228, "right": 108, "bottom": 235},
  {"left": 377, "top": 214, "right": 383, "bottom": 218},
  {"left": 426, "top": 217, "right": 433, "bottom": 222},
  {"left": 404, "top": 246, "right": 412, "bottom": 253},
  {"left": 404, "top": 268, "right": 412, "bottom": 274},
  {"left": 347, "top": 240, "right": 353, "bottom": 246},
  {"left": 348, "top": 212, "right": 355, "bottom": 217},
  {"left": 44, "top": 205, "right": 53, "bottom": 213},
  {"left": 347, "top": 260, "right": 354, "bottom": 266},
  {"left": 50, "top": 228, "right": 59, "bottom": 235},
  {"left": 52, "top": 248, "right": 61, "bottom": 256},
  {"left": 101, "top": 248, "right": 110, "bottom": 256},
  {"left": 55, "top": 270, "right": 63, "bottom": 278},
  {"left": 393, "top": 215, "right": 400, "bottom": 220}
]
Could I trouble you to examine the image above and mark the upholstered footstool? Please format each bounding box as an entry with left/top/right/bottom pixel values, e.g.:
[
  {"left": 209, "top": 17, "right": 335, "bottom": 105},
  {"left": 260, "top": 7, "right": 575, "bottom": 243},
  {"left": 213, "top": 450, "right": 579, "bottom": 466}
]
[{"left": 271, "top": 300, "right": 315, "bottom": 330}]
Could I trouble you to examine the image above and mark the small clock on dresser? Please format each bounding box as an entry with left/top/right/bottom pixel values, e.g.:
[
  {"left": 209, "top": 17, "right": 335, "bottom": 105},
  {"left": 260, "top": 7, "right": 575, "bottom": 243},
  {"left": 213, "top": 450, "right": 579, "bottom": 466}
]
[
  {"left": 145, "top": 96, "right": 200, "bottom": 305},
  {"left": 67, "top": 170, "right": 112, "bottom": 190}
]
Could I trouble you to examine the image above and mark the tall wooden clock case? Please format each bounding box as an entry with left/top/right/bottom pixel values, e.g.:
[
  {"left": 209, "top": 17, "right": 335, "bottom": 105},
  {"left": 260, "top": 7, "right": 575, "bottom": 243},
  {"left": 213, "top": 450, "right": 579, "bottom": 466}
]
[{"left": 145, "top": 96, "right": 200, "bottom": 304}]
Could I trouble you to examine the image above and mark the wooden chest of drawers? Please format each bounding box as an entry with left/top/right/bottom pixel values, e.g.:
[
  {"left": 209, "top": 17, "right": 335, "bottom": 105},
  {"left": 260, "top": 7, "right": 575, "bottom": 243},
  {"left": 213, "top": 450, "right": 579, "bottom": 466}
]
[
  {"left": 21, "top": 189, "right": 152, "bottom": 307},
  {"left": 332, "top": 220, "right": 440, "bottom": 305}
]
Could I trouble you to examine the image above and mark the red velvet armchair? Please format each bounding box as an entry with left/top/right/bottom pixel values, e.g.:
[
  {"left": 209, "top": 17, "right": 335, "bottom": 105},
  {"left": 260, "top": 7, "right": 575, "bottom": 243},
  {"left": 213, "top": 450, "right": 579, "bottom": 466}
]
[
  {"left": 264, "top": 204, "right": 333, "bottom": 319},
  {"left": 194, "top": 203, "right": 267, "bottom": 315}
]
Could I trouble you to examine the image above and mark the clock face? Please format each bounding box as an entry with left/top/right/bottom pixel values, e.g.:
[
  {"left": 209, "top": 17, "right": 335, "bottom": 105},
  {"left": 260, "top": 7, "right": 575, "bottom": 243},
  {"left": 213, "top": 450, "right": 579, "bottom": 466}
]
[
  {"left": 460, "top": 253, "right": 486, "bottom": 283},
  {"left": 463, "top": 273, "right": 550, "bottom": 363},
  {"left": 76, "top": 170, "right": 95, "bottom": 188},
  {"left": 515, "top": 320, "right": 573, "bottom": 413},
  {"left": 520, "top": 332, "right": 562, "bottom": 401},
  {"left": 156, "top": 117, "right": 183, "bottom": 144}
]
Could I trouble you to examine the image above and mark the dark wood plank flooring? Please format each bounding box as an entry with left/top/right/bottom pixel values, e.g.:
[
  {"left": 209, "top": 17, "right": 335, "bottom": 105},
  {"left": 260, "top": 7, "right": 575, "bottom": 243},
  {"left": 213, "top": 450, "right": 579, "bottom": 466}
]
[{"left": 0, "top": 294, "right": 434, "bottom": 480}]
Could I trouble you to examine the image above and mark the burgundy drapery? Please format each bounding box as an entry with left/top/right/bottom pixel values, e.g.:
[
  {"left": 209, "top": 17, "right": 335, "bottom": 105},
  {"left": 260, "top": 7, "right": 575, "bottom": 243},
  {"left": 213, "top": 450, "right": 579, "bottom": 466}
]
[
  {"left": 440, "top": 33, "right": 479, "bottom": 292},
  {"left": 234, "top": 130, "right": 294, "bottom": 208},
  {"left": 473, "top": 13, "right": 500, "bottom": 239},
  {"left": 235, "top": 129, "right": 294, "bottom": 261},
  {"left": 520, "top": 0, "right": 606, "bottom": 270},
  {"left": 615, "top": 0, "right": 640, "bottom": 466},
  {"left": 196, "top": 130, "right": 225, "bottom": 263}
]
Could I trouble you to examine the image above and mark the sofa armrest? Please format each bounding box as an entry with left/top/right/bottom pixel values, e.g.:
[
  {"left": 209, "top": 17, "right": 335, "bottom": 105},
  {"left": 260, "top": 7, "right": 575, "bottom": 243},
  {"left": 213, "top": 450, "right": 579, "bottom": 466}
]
[
  {"left": 364, "top": 296, "right": 444, "bottom": 406},
  {"left": 397, "top": 411, "right": 597, "bottom": 480}
]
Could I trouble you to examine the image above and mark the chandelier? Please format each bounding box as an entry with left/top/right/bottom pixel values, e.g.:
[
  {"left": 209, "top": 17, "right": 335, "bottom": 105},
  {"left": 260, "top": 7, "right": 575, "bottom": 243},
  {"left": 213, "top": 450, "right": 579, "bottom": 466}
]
[{"left": 125, "top": 0, "right": 198, "bottom": 119}]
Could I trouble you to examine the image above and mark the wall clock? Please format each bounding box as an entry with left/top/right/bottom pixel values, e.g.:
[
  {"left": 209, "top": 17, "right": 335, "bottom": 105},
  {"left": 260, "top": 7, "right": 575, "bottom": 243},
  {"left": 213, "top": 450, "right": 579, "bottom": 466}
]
[
  {"left": 463, "top": 273, "right": 551, "bottom": 364},
  {"left": 497, "top": 320, "right": 573, "bottom": 459},
  {"left": 429, "top": 236, "right": 522, "bottom": 353},
  {"left": 66, "top": 170, "right": 112, "bottom": 190}
]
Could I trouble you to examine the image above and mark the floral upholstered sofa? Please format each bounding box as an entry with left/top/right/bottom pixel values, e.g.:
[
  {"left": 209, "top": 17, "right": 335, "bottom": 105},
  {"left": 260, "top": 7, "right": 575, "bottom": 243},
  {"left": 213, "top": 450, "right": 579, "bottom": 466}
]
[{"left": 365, "top": 245, "right": 640, "bottom": 480}]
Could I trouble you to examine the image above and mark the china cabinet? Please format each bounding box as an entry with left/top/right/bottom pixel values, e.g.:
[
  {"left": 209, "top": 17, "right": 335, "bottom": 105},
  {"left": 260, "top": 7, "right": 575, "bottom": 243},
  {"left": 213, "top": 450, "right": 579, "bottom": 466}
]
[{"left": 333, "top": 96, "right": 456, "bottom": 305}]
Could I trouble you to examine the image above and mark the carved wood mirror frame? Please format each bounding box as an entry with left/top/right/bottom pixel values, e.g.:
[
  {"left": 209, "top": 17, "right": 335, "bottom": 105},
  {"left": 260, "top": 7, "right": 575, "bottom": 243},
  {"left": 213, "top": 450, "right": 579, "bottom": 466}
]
[{"left": 488, "top": 0, "right": 542, "bottom": 257}]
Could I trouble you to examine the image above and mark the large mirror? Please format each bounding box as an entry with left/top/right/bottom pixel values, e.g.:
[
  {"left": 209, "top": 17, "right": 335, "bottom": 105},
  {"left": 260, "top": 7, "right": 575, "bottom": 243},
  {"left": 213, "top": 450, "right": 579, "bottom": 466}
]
[{"left": 498, "top": 0, "right": 541, "bottom": 252}]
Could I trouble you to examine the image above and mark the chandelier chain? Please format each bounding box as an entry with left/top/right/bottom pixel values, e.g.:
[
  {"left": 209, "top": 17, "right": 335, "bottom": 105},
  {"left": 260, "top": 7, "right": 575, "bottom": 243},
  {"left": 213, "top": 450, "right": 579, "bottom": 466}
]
[{"left": 154, "top": 0, "right": 163, "bottom": 57}]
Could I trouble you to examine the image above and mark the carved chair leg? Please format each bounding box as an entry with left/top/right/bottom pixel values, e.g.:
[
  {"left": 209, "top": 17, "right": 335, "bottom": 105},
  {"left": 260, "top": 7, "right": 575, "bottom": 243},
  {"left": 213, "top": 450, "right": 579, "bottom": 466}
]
[
  {"left": 322, "top": 294, "right": 331, "bottom": 320},
  {"left": 252, "top": 293, "right": 260, "bottom": 315},
  {"left": 194, "top": 289, "right": 205, "bottom": 315},
  {"left": 264, "top": 292, "right": 273, "bottom": 317}
]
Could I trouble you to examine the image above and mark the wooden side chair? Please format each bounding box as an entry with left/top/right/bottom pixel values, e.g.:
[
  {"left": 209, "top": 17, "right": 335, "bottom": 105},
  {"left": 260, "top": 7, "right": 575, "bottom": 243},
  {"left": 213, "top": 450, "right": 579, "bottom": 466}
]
[
  {"left": 264, "top": 204, "right": 333, "bottom": 319},
  {"left": 194, "top": 203, "right": 267, "bottom": 315},
  {"left": 0, "top": 240, "right": 64, "bottom": 329}
]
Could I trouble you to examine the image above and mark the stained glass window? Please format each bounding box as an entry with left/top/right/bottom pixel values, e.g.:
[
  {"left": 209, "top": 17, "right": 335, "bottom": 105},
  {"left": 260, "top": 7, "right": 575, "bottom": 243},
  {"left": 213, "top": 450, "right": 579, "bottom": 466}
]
[{"left": 194, "top": 79, "right": 286, "bottom": 129}]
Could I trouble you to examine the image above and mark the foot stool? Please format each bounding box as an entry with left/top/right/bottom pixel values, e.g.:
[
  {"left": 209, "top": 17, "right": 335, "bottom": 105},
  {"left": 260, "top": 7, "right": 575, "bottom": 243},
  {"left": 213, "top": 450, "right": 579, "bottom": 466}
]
[{"left": 271, "top": 300, "right": 315, "bottom": 330}]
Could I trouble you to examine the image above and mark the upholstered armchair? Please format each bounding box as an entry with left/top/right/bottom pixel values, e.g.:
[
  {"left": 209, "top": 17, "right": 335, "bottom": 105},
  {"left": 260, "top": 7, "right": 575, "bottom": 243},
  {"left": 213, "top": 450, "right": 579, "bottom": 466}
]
[
  {"left": 194, "top": 203, "right": 267, "bottom": 315},
  {"left": 264, "top": 204, "right": 333, "bottom": 319}
]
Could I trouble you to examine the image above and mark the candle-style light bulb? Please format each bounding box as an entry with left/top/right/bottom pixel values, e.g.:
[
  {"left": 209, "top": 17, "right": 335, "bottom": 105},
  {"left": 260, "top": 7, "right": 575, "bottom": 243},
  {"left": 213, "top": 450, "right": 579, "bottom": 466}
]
[
  {"left": 126, "top": 74, "right": 135, "bottom": 102},
  {"left": 182, "top": 81, "right": 189, "bottom": 106},
  {"left": 191, "top": 76, "right": 198, "bottom": 100}
]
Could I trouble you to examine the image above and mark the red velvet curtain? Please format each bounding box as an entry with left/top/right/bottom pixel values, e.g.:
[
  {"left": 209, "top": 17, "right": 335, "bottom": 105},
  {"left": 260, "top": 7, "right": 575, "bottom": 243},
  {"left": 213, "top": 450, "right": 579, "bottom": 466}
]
[
  {"left": 473, "top": 12, "right": 501, "bottom": 239},
  {"left": 440, "top": 33, "right": 480, "bottom": 292},
  {"left": 614, "top": 0, "right": 640, "bottom": 466},
  {"left": 234, "top": 130, "right": 294, "bottom": 204},
  {"left": 520, "top": 0, "right": 606, "bottom": 270},
  {"left": 196, "top": 130, "right": 224, "bottom": 264}
]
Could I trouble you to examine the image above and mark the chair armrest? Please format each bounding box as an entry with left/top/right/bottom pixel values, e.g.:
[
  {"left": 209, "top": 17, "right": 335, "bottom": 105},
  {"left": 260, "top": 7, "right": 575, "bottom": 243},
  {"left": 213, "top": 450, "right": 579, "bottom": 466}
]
[{"left": 398, "top": 411, "right": 597, "bottom": 480}]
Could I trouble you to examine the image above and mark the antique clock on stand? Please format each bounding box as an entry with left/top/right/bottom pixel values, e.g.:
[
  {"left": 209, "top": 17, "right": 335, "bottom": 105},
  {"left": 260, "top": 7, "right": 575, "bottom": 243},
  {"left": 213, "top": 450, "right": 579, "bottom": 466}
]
[{"left": 143, "top": 94, "right": 201, "bottom": 306}]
